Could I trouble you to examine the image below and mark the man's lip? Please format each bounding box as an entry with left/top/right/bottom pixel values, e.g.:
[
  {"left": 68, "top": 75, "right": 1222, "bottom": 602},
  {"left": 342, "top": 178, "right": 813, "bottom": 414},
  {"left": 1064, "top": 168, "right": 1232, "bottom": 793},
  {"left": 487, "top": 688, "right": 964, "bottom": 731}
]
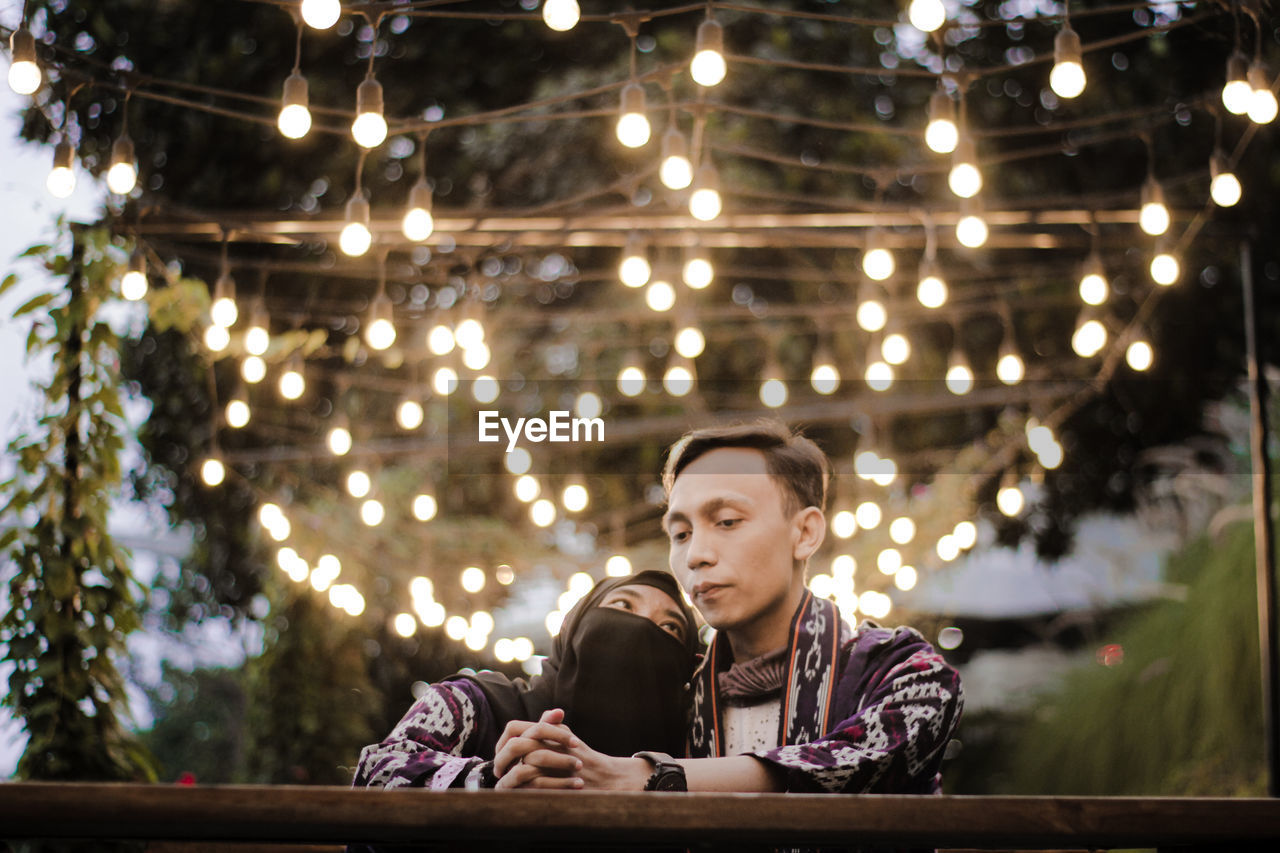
[{"left": 692, "top": 583, "right": 728, "bottom": 598}]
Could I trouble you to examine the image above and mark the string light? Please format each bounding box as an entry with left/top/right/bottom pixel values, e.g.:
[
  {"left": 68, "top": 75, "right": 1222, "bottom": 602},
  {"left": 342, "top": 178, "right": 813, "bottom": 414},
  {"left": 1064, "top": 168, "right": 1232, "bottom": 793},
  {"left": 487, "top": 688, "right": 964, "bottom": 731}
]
[
  {"left": 472, "top": 374, "right": 499, "bottom": 403},
  {"left": 413, "top": 493, "right": 438, "bottom": 521},
  {"left": 243, "top": 302, "right": 269, "bottom": 355},
  {"left": 225, "top": 391, "right": 251, "bottom": 429},
  {"left": 46, "top": 140, "right": 76, "bottom": 198},
  {"left": 810, "top": 347, "right": 839, "bottom": 394},
  {"left": 242, "top": 356, "right": 266, "bottom": 384},
  {"left": 1209, "top": 151, "right": 1242, "bottom": 207},
  {"left": 1247, "top": 60, "right": 1278, "bottom": 125},
  {"left": 121, "top": 250, "right": 148, "bottom": 301},
  {"left": 996, "top": 339, "right": 1025, "bottom": 386},
  {"left": 619, "top": 233, "right": 651, "bottom": 287},
  {"left": 1049, "top": 23, "right": 1086, "bottom": 99},
  {"left": 352, "top": 76, "right": 388, "bottom": 149},
  {"left": 365, "top": 291, "right": 397, "bottom": 351},
  {"left": 346, "top": 469, "right": 371, "bottom": 498},
  {"left": 663, "top": 358, "right": 695, "bottom": 396},
  {"left": 674, "top": 325, "right": 706, "bottom": 358},
  {"left": 953, "top": 520, "right": 978, "bottom": 550},
  {"left": 278, "top": 72, "right": 312, "bottom": 139},
  {"left": 327, "top": 420, "right": 352, "bottom": 456},
  {"left": 1078, "top": 254, "right": 1108, "bottom": 305},
  {"left": 7, "top": 27, "right": 40, "bottom": 94},
  {"left": 682, "top": 246, "right": 714, "bottom": 289},
  {"left": 427, "top": 324, "right": 455, "bottom": 355},
  {"left": 301, "top": 0, "right": 341, "bottom": 30},
  {"left": 854, "top": 500, "right": 882, "bottom": 530},
  {"left": 1126, "top": 337, "right": 1154, "bottom": 371},
  {"left": 1139, "top": 176, "right": 1169, "bottom": 236},
  {"left": 396, "top": 397, "right": 424, "bottom": 430},
  {"left": 402, "top": 179, "right": 434, "bottom": 241},
  {"left": 106, "top": 134, "right": 138, "bottom": 195},
  {"left": 393, "top": 613, "right": 416, "bottom": 637},
  {"left": 575, "top": 389, "right": 602, "bottom": 419},
  {"left": 660, "top": 126, "right": 693, "bottom": 189},
  {"left": 878, "top": 328, "right": 908, "bottom": 365},
  {"left": 433, "top": 365, "right": 458, "bottom": 395},
  {"left": 862, "top": 232, "right": 894, "bottom": 280},
  {"left": 877, "top": 548, "right": 902, "bottom": 575},
  {"left": 340, "top": 194, "right": 373, "bottom": 257},
  {"left": 945, "top": 344, "right": 974, "bottom": 395},
  {"left": 925, "top": 87, "right": 958, "bottom": 154},
  {"left": 606, "top": 554, "right": 633, "bottom": 577},
  {"left": 210, "top": 270, "right": 239, "bottom": 328},
  {"left": 461, "top": 566, "right": 486, "bottom": 593},
  {"left": 689, "top": 160, "right": 722, "bottom": 221},
  {"left": 360, "top": 498, "right": 385, "bottom": 526},
  {"left": 908, "top": 0, "right": 946, "bottom": 34},
  {"left": 616, "top": 83, "right": 651, "bottom": 148},
  {"left": 831, "top": 510, "right": 857, "bottom": 539},
  {"left": 864, "top": 357, "right": 894, "bottom": 392},
  {"left": 936, "top": 534, "right": 960, "bottom": 561},
  {"left": 530, "top": 498, "right": 557, "bottom": 527},
  {"left": 690, "top": 18, "right": 726, "bottom": 87},
  {"left": 1071, "top": 311, "right": 1107, "bottom": 358},
  {"left": 617, "top": 352, "right": 645, "bottom": 397},
  {"left": 542, "top": 0, "right": 580, "bottom": 32},
  {"left": 203, "top": 323, "right": 230, "bottom": 353},
  {"left": 948, "top": 133, "right": 981, "bottom": 198},
  {"left": 889, "top": 516, "right": 916, "bottom": 545},
  {"left": 956, "top": 200, "right": 988, "bottom": 248},
  {"left": 856, "top": 290, "right": 887, "bottom": 333},
  {"left": 201, "top": 456, "right": 226, "bottom": 487},
  {"left": 997, "top": 470, "right": 1025, "bottom": 517},
  {"left": 514, "top": 474, "right": 540, "bottom": 503},
  {"left": 562, "top": 481, "right": 589, "bottom": 512},
  {"left": 279, "top": 355, "right": 306, "bottom": 400},
  {"left": 646, "top": 279, "right": 676, "bottom": 312},
  {"left": 1150, "top": 248, "right": 1180, "bottom": 286},
  {"left": 916, "top": 257, "right": 948, "bottom": 308},
  {"left": 759, "top": 364, "right": 788, "bottom": 408},
  {"left": 1223, "top": 53, "right": 1252, "bottom": 115},
  {"left": 894, "top": 566, "right": 917, "bottom": 592}
]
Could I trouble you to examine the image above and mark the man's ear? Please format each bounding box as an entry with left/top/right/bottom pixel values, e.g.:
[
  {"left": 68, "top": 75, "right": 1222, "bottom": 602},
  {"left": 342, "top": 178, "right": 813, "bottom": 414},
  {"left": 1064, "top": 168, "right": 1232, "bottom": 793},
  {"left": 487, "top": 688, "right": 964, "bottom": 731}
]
[{"left": 791, "top": 506, "right": 826, "bottom": 562}]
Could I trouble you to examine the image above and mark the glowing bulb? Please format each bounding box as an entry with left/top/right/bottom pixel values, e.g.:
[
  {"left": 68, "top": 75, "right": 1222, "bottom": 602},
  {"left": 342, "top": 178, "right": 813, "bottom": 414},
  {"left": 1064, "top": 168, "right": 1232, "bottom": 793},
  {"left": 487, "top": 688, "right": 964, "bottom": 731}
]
[
  {"left": 1223, "top": 54, "right": 1252, "bottom": 115},
  {"left": 646, "top": 279, "right": 675, "bottom": 312},
  {"left": 211, "top": 278, "right": 239, "bottom": 330},
  {"left": 1210, "top": 158, "right": 1242, "bottom": 208},
  {"left": 242, "top": 356, "right": 266, "bottom": 384},
  {"left": 361, "top": 498, "right": 385, "bottom": 526},
  {"left": 427, "top": 324, "right": 455, "bottom": 355},
  {"left": 1049, "top": 26, "right": 1085, "bottom": 99},
  {"left": 446, "top": 616, "right": 468, "bottom": 641},
  {"left": 606, "top": 555, "right": 633, "bottom": 577},
  {"left": 917, "top": 263, "right": 948, "bottom": 308},
  {"left": 279, "top": 363, "right": 305, "bottom": 400},
  {"left": 689, "top": 161, "right": 721, "bottom": 221},
  {"left": 461, "top": 566, "right": 486, "bottom": 593},
  {"left": 393, "top": 613, "right": 416, "bottom": 638},
  {"left": 615, "top": 83, "right": 650, "bottom": 148},
  {"left": 514, "top": 474, "right": 540, "bottom": 503},
  {"left": 340, "top": 196, "right": 372, "bottom": 257},
  {"left": 810, "top": 363, "right": 839, "bottom": 395},
  {"left": 854, "top": 501, "right": 882, "bottom": 530},
  {"left": 948, "top": 134, "right": 981, "bottom": 198},
  {"left": 1248, "top": 63, "right": 1278, "bottom": 125},
  {"left": 877, "top": 548, "right": 902, "bottom": 575},
  {"left": 674, "top": 326, "right": 705, "bottom": 358},
  {"left": 832, "top": 511, "right": 857, "bottom": 539},
  {"left": 7, "top": 29, "right": 40, "bottom": 95},
  {"left": 456, "top": 317, "right": 486, "bottom": 347},
  {"left": 690, "top": 19, "right": 727, "bottom": 87},
  {"left": 619, "top": 234, "right": 651, "bottom": 287},
  {"left": 226, "top": 398, "right": 250, "bottom": 429},
  {"left": 413, "top": 493, "right": 438, "bottom": 521},
  {"left": 1079, "top": 256, "right": 1108, "bottom": 306},
  {"left": 106, "top": 136, "right": 137, "bottom": 195},
  {"left": 908, "top": 0, "right": 946, "bottom": 33},
  {"left": 121, "top": 255, "right": 148, "bottom": 302},
  {"left": 1139, "top": 178, "right": 1169, "bottom": 236},
  {"left": 531, "top": 498, "right": 557, "bottom": 528},
  {"left": 402, "top": 180, "right": 434, "bottom": 241},
  {"left": 760, "top": 376, "right": 788, "bottom": 408},
  {"left": 1072, "top": 317, "right": 1107, "bottom": 358},
  {"left": 996, "top": 349, "right": 1024, "bottom": 386},
  {"left": 889, "top": 517, "right": 916, "bottom": 545},
  {"left": 856, "top": 299, "right": 886, "bottom": 332},
  {"left": 346, "top": 469, "right": 371, "bottom": 498},
  {"left": 575, "top": 390, "right": 602, "bottom": 419},
  {"left": 301, "top": 0, "right": 341, "bottom": 29},
  {"left": 925, "top": 90, "right": 958, "bottom": 154},
  {"left": 46, "top": 141, "right": 76, "bottom": 199},
  {"left": 433, "top": 366, "right": 458, "bottom": 396},
  {"left": 542, "top": 0, "right": 580, "bottom": 31},
  {"left": 1126, "top": 339, "right": 1154, "bottom": 371},
  {"left": 563, "top": 483, "right": 589, "bottom": 512},
  {"left": 953, "top": 520, "right": 978, "bottom": 549},
  {"left": 617, "top": 362, "right": 645, "bottom": 397},
  {"left": 862, "top": 245, "right": 895, "bottom": 281},
  {"left": 201, "top": 457, "right": 225, "bottom": 487},
  {"left": 352, "top": 78, "right": 387, "bottom": 148},
  {"left": 397, "top": 399, "right": 424, "bottom": 430},
  {"left": 1150, "top": 252, "right": 1179, "bottom": 286},
  {"left": 997, "top": 481, "right": 1025, "bottom": 517},
  {"left": 365, "top": 293, "right": 396, "bottom": 351},
  {"left": 660, "top": 127, "right": 693, "bottom": 189},
  {"left": 865, "top": 360, "right": 894, "bottom": 391},
  {"left": 956, "top": 213, "right": 988, "bottom": 248},
  {"left": 327, "top": 425, "right": 352, "bottom": 456},
  {"left": 278, "top": 72, "right": 312, "bottom": 139},
  {"left": 882, "top": 332, "right": 911, "bottom": 366},
  {"left": 683, "top": 251, "right": 714, "bottom": 289},
  {"left": 203, "top": 324, "right": 230, "bottom": 352},
  {"left": 946, "top": 352, "right": 974, "bottom": 395},
  {"left": 664, "top": 362, "right": 694, "bottom": 397},
  {"left": 894, "top": 566, "right": 917, "bottom": 592},
  {"left": 937, "top": 535, "right": 959, "bottom": 561}
]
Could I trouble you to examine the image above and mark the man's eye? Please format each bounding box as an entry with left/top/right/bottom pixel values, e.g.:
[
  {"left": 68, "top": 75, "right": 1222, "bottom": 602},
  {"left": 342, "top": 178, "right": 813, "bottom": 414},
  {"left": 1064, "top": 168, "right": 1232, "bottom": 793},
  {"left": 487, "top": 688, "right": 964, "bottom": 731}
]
[
  {"left": 670, "top": 529, "right": 689, "bottom": 543},
  {"left": 717, "top": 517, "right": 741, "bottom": 528}
]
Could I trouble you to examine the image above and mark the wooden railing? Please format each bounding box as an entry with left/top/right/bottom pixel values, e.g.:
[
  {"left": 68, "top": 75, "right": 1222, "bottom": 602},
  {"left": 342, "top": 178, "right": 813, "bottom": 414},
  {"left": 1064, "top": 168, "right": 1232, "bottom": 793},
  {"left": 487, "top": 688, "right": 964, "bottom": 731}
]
[{"left": 1, "top": 783, "right": 1279, "bottom": 850}]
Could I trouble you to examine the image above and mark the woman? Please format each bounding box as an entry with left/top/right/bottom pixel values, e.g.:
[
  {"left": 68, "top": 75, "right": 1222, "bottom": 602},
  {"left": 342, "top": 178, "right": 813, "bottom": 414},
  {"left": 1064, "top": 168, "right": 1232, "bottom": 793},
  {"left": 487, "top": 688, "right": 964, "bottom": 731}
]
[{"left": 352, "top": 570, "right": 701, "bottom": 790}]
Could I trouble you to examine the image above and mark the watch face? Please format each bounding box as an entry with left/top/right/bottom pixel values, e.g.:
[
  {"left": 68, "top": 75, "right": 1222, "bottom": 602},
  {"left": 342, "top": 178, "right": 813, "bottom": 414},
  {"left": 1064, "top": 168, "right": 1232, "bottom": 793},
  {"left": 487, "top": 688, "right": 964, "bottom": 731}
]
[{"left": 653, "top": 769, "right": 686, "bottom": 791}]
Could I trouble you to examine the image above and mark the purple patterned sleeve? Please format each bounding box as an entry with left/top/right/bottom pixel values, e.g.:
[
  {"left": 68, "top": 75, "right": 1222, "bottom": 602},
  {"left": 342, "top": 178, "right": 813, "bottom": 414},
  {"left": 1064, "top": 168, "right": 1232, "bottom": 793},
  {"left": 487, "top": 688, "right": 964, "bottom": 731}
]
[
  {"left": 752, "top": 630, "right": 963, "bottom": 794},
  {"left": 352, "top": 678, "right": 497, "bottom": 790}
]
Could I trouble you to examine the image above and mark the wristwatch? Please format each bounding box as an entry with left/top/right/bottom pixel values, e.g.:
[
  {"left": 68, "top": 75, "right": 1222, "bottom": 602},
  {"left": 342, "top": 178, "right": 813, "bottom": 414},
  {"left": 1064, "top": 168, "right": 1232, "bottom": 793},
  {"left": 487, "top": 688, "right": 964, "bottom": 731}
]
[{"left": 632, "top": 751, "right": 688, "bottom": 791}]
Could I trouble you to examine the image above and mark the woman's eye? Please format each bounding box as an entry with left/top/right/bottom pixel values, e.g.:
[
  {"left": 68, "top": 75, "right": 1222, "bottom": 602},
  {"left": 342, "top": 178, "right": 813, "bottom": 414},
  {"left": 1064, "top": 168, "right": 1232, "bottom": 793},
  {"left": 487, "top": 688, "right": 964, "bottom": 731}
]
[
  {"left": 605, "top": 598, "right": 633, "bottom": 610},
  {"left": 662, "top": 622, "right": 683, "bottom": 639}
]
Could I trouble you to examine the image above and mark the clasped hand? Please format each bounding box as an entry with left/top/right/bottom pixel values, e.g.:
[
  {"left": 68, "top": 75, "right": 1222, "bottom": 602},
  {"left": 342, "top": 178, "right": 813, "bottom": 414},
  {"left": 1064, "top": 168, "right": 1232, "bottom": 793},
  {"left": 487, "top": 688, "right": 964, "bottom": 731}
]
[{"left": 492, "top": 708, "right": 648, "bottom": 790}]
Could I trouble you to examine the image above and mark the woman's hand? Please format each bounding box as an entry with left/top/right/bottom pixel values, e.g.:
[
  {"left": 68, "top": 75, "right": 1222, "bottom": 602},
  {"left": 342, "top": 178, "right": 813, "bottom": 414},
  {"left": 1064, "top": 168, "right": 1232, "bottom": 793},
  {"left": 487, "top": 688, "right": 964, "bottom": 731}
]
[{"left": 493, "top": 708, "right": 585, "bottom": 790}]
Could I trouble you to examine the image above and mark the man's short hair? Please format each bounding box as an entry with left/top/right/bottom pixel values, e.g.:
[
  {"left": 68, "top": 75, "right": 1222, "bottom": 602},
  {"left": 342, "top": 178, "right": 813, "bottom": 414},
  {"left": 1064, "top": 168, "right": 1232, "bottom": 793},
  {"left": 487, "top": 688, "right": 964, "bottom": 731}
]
[{"left": 662, "top": 420, "right": 831, "bottom": 517}]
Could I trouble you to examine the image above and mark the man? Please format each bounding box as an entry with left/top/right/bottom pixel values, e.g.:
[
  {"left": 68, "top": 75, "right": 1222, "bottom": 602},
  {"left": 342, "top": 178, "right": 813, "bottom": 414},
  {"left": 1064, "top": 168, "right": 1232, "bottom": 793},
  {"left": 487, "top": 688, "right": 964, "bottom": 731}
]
[{"left": 495, "top": 421, "right": 962, "bottom": 794}]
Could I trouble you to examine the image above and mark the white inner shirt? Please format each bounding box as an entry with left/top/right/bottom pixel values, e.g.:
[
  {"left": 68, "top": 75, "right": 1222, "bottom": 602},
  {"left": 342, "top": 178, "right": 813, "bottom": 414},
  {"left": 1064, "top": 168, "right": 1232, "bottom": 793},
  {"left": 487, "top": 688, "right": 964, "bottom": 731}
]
[{"left": 723, "top": 701, "right": 781, "bottom": 756}]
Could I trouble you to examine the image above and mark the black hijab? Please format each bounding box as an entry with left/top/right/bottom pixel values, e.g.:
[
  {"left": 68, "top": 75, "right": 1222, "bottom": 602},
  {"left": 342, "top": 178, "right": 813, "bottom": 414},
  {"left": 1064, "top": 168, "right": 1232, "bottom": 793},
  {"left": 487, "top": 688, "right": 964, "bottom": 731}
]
[{"left": 459, "top": 570, "right": 701, "bottom": 758}]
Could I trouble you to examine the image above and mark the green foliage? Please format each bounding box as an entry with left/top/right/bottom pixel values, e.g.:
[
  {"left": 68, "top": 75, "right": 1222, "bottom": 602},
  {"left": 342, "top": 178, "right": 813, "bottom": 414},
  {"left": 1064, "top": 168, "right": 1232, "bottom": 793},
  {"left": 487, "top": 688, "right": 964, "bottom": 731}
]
[
  {"left": 0, "top": 225, "right": 156, "bottom": 782},
  {"left": 139, "top": 664, "right": 248, "bottom": 784},
  {"left": 999, "top": 518, "right": 1270, "bottom": 795}
]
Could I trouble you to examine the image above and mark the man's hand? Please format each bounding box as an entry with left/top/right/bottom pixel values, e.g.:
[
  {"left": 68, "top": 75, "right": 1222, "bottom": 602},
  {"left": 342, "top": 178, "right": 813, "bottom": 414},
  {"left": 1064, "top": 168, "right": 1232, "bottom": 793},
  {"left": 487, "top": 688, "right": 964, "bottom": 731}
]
[{"left": 493, "top": 709, "right": 584, "bottom": 790}]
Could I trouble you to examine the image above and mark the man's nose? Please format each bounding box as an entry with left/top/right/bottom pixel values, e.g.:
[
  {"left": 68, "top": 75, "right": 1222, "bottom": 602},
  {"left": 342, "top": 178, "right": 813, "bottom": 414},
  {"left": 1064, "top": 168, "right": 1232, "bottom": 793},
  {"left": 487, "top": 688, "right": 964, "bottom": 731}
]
[{"left": 685, "top": 525, "right": 715, "bottom": 569}]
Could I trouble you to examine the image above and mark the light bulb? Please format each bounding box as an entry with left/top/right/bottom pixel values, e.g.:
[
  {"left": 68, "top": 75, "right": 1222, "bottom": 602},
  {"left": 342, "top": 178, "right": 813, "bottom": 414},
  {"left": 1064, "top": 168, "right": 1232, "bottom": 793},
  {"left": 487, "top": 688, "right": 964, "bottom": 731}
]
[
  {"left": 346, "top": 469, "right": 371, "bottom": 498},
  {"left": 301, "top": 0, "right": 341, "bottom": 29},
  {"left": 278, "top": 72, "right": 312, "bottom": 139},
  {"left": 996, "top": 347, "right": 1024, "bottom": 385},
  {"left": 361, "top": 498, "right": 385, "bottom": 526},
  {"left": 7, "top": 29, "right": 40, "bottom": 95},
  {"left": 472, "top": 374, "right": 499, "bottom": 403},
  {"left": 542, "top": 0, "right": 580, "bottom": 31},
  {"left": 617, "top": 358, "right": 645, "bottom": 397},
  {"left": 619, "top": 233, "right": 651, "bottom": 287},
  {"left": 46, "top": 141, "right": 76, "bottom": 198},
  {"left": 402, "top": 179, "right": 434, "bottom": 241},
  {"left": 226, "top": 397, "right": 251, "bottom": 429},
  {"left": 327, "top": 425, "right": 352, "bottom": 456},
  {"left": 1248, "top": 62, "right": 1278, "bottom": 125},
  {"left": 279, "top": 361, "right": 305, "bottom": 400},
  {"left": 1071, "top": 316, "right": 1107, "bottom": 358},
  {"left": 340, "top": 195, "right": 372, "bottom": 257},
  {"left": 433, "top": 366, "right": 457, "bottom": 396},
  {"left": 917, "top": 259, "right": 948, "bottom": 308},
  {"left": 365, "top": 293, "right": 396, "bottom": 350},
  {"left": 575, "top": 390, "right": 602, "bottom": 419},
  {"left": 616, "top": 83, "right": 650, "bottom": 148},
  {"left": 1050, "top": 25, "right": 1086, "bottom": 99},
  {"left": 862, "top": 241, "right": 895, "bottom": 281},
  {"left": 1151, "top": 251, "right": 1179, "bottom": 286},
  {"left": 245, "top": 305, "right": 270, "bottom": 356},
  {"left": 1139, "top": 177, "right": 1169, "bottom": 236},
  {"left": 210, "top": 272, "right": 238, "bottom": 328},
  {"left": 948, "top": 134, "right": 981, "bottom": 198},
  {"left": 810, "top": 360, "right": 839, "bottom": 395},
  {"left": 514, "top": 474, "right": 540, "bottom": 503},
  {"left": 946, "top": 349, "right": 974, "bottom": 395},
  {"left": 925, "top": 89, "right": 958, "bottom": 154},
  {"left": 455, "top": 318, "right": 484, "bottom": 349},
  {"left": 427, "top": 324, "right": 455, "bottom": 355},
  {"left": 242, "top": 356, "right": 266, "bottom": 384},
  {"left": 689, "top": 161, "right": 722, "bottom": 221},
  {"left": 413, "top": 493, "right": 438, "bottom": 521},
  {"left": 663, "top": 362, "right": 694, "bottom": 397},
  {"left": 831, "top": 511, "right": 857, "bottom": 539},
  {"left": 760, "top": 376, "right": 788, "bottom": 408},
  {"left": 1210, "top": 152, "right": 1242, "bottom": 207},
  {"left": 646, "top": 279, "right": 675, "bottom": 312},
  {"left": 682, "top": 249, "right": 714, "bottom": 289},
  {"left": 660, "top": 127, "right": 693, "bottom": 189},
  {"left": 908, "top": 0, "right": 946, "bottom": 32},
  {"left": 106, "top": 135, "right": 137, "bottom": 195},
  {"left": 956, "top": 212, "right": 988, "bottom": 248},
  {"left": 856, "top": 298, "right": 887, "bottom": 333},
  {"left": 1079, "top": 255, "right": 1108, "bottom": 305},
  {"left": 352, "top": 77, "right": 387, "bottom": 149},
  {"left": 691, "top": 19, "right": 727, "bottom": 87},
  {"left": 854, "top": 501, "right": 882, "bottom": 530},
  {"left": 1223, "top": 53, "right": 1252, "bottom": 114},
  {"left": 204, "top": 324, "right": 230, "bottom": 352},
  {"left": 201, "top": 457, "right": 225, "bottom": 487},
  {"left": 997, "top": 477, "right": 1024, "bottom": 517},
  {"left": 953, "top": 520, "right": 978, "bottom": 549},
  {"left": 530, "top": 498, "right": 557, "bottom": 528},
  {"left": 1126, "top": 339, "right": 1154, "bottom": 371},
  {"left": 882, "top": 332, "right": 911, "bottom": 365},
  {"left": 674, "top": 326, "right": 705, "bottom": 358},
  {"left": 397, "top": 398, "right": 424, "bottom": 430},
  {"left": 864, "top": 359, "right": 893, "bottom": 391},
  {"left": 121, "top": 251, "right": 147, "bottom": 302}
]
